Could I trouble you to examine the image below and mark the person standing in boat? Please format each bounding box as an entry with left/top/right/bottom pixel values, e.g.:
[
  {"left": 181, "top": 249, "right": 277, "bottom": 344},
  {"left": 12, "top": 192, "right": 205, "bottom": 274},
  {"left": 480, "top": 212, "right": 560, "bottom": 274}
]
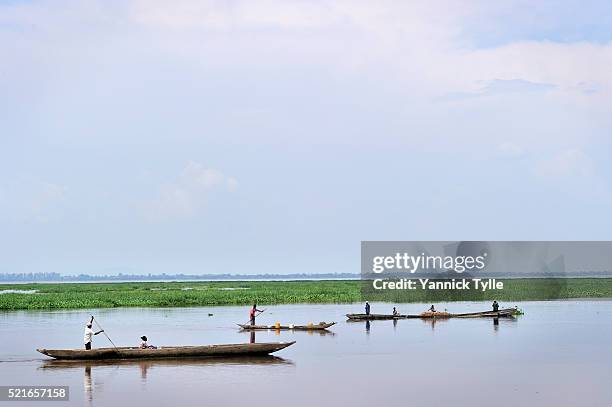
[
  {"left": 84, "top": 316, "right": 104, "bottom": 350},
  {"left": 492, "top": 300, "right": 499, "bottom": 312},
  {"left": 250, "top": 303, "right": 263, "bottom": 325},
  {"left": 428, "top": 305, "right": 436, "bottom": 312},
  {"left": 365, "top": 301, "right": 371, "bottom": 315},
  {"left": 392, "top": 307, "right": 399, "bottom": 316}
]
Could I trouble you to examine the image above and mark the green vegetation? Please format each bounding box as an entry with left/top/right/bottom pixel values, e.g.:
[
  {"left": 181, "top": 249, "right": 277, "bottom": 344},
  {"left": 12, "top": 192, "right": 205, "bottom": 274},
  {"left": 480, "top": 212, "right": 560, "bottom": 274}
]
[
  {"left": 1, "top": 278, "right": 611, "bottom": 310},
  {"left": 0, "top": 281, "right": 360, "bottom": 310}
]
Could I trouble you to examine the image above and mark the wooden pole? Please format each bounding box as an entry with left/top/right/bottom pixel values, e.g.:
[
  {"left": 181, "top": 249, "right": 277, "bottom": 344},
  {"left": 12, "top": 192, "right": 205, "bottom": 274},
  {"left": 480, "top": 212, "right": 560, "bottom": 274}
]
[
  {"left": 243, "top": 310, "right": 265, "bottom": 325},
  {"left": 93, "top": 318, "right": 118, "bottom": 349}
]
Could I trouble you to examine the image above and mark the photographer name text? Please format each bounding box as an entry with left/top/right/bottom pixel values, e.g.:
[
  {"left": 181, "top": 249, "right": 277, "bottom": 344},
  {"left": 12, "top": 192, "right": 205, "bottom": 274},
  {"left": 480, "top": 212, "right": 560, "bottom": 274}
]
[{"left": 372, "top": 278, "right": 503, "bottom": 292}]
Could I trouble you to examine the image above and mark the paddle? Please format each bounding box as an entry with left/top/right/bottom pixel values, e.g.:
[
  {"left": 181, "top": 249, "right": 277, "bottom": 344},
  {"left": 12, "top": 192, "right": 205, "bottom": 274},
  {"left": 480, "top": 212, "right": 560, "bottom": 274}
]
[
  {"left": 92, "top": 316, "right": 118, "bottom": 349},
  {"left": 242, "top": 309, "right": 266, "bottom": 325}
]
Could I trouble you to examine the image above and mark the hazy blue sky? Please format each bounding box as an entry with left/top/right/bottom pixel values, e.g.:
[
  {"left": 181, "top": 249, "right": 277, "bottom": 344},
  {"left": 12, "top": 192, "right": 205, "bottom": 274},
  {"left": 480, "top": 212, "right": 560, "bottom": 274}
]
[{"left": 1, "top": 1, "right": 612, "bottom": 275}]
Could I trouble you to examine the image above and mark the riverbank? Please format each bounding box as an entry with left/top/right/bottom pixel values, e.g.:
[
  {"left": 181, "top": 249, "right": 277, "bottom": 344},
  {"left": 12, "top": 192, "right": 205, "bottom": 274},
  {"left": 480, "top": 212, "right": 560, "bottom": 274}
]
[{"left": 1, "top": 278, "right": 612, "bottom": 310}]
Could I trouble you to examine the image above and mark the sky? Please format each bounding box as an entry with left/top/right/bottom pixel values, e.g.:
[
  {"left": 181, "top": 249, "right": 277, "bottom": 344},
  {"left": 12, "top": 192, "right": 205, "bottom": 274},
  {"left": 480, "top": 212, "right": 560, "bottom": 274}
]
[{"left": 1, "top": 0, "right": 612, "bottom": 275}]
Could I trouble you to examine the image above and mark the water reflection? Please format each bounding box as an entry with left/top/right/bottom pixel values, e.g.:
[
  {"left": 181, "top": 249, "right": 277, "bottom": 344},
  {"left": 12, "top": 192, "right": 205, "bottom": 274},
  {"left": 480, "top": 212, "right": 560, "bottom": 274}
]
[
  {"left": 41, "top": 356, "right": 293, "bottom": 403},
  {"left": 349, "top": 315, "right": 517, "bottom": 334},
  {"left": 84, "top": 365, "right": 92, "bottom": 403},
  {"left": 140, "top": 361, "right": 148, "bottom": 380},
  {"left": 492, "top": 315, "right": 518, "bottom": 332},
  {"left": 301, "top": 329, "right": 335, "bottom": 336},
  {"left": 40, "top": 356, "right": 293, "bottom": 370},
  {"left": 421, "top": 318, "right": 448, "bottom": 331},
  {"left": 240, "top": 329, "right": 334, "bottom": 340}
]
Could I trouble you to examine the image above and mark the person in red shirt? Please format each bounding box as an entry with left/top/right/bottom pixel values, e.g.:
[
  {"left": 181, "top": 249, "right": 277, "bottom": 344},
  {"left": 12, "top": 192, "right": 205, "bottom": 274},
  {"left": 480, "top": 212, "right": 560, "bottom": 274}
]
[{"left": 249, "top": 303, "right": 263, "bottom": 325}]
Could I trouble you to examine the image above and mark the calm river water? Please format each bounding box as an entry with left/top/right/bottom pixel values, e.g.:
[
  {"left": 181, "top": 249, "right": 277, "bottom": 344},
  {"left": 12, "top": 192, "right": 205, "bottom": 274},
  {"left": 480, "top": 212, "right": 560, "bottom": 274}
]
[{"left": 1, "top": 300, "right": 611, "bottom": 407}]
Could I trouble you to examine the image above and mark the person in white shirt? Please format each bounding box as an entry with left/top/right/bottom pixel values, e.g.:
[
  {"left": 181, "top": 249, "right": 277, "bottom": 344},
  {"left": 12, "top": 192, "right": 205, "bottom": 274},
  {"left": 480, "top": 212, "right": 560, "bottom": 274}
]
[
  {"left": 84, "top": 316, "right": 104, "bottom": 350},
  {"left": 139, "top": 335, "right": 157, "bottom": 349}
]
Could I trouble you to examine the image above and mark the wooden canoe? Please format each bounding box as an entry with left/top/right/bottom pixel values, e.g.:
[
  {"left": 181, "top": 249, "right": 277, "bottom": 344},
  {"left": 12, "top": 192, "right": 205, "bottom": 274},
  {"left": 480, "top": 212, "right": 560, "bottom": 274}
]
[
  {"left": 37, "top": 342, "right": 295, "bottom": 361},
  {"left": 238, "top": 322, "right": 335, "bottom": 331},
  {"left": 406, "top": 308, "right": 519, "bottom": 318},
  {"left": 347, "top": 308, "right": 519, "bottom": 320},
  {"left": 450, "top": 308, "right": 519, "bottom": 318},
  {"left": 346, "top": 314, "right": 407, "bottom": 320}
]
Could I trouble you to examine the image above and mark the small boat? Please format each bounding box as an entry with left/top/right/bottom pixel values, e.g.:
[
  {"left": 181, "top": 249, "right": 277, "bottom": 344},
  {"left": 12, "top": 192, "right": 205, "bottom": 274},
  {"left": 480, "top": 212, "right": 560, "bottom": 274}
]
[
  {"left": 450, "top": 308, "right": 519, "bottom": 318},
  {"left": 347, "top": 308, "right": 520, "bottom": 321},
  {"left": 238, "top": 322, "right": 335, "bottom": 331},
  {"left": 346, "top": 314, "right": 407, "bottom": 321},
  {"left": 37, "top": 342, "right": 295, "bottom": 361}
]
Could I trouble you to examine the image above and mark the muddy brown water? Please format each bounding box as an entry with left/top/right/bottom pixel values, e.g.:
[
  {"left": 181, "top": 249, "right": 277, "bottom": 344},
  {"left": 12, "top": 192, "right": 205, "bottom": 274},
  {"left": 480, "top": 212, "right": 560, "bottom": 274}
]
[{"left": 1, "top": 301, "right": 611, "bottom": 407}]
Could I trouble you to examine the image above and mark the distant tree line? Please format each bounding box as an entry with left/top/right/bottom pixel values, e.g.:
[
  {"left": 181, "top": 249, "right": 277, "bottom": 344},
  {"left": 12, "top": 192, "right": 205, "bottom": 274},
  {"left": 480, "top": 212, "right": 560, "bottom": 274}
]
[
  {"left": 0, "top": 272, "right": 360, "bottom": 282},
  {"left": 2, "top": 271, "right": 610, "bottom": 282}
]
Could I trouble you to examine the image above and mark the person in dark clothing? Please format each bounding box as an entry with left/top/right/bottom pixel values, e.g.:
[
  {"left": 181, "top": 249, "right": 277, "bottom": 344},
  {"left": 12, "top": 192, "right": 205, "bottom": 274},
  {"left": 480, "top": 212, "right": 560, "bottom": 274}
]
[
  {"left": 429, "top": 305, "right": 436, "bottom": 312},
  {"left": 492, "top": 300, "right": 499, "bottom": 312},
  {"left": 392, "top": 307, "right": 399, "bottom": 316},
  {"left": 250, "top": 303, "right": 263, "bottom": 325},
  {"left": 365, "top": 301, "right": 371, "bottom": 315}
]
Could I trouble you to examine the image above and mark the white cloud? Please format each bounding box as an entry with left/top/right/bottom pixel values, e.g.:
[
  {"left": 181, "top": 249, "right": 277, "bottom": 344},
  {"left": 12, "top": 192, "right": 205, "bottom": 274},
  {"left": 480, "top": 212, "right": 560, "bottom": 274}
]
[
  {"left": 0, "top": 181, "right": 68, "bottom": 223},
  {"left": 498, "top": 141, "right": 525, "bottom": 157},
  {"left": 443, "top": 78, "right": 556, "bottom": 101},
  {"left": 3, "top": 1, "right": 612, "bottom": 120},
  {"left": 129, "top": 0, "right": 343, "bottom": 30},
  {"left": 181, "top": 162, "right": 238, "bottom": 189},
  {"left": 152, "top": 3, "right": 610, "bottom": 88},
  {"left": 144, "top": 162, "right": 238, "bottom": 221},
  {"left": 482, "top": 79, "right": 555, "bottom": 95},
  {"left": 29, "top": 182, "right": 68, "bottom": 223},
  {"left": 535, "top": 149, "right": 595, "bottom": 178},
  {"left": 3, "top": 1, "right": 611, "bottom": 90}
]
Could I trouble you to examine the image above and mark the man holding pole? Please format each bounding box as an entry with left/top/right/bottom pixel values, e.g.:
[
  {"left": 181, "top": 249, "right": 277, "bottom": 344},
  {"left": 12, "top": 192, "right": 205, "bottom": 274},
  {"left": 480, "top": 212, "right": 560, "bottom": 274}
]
[
  {"left": 249, "top": 304, "right": 263, "bottom": 326},
  {"left": 84, "top": 316, "right": 104, "bottom": 350}
]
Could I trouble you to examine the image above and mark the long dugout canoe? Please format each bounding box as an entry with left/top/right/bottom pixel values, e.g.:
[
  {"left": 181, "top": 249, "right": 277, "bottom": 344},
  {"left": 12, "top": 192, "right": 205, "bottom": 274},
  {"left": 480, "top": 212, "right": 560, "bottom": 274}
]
[
  {"left": 450, "top": 308, "right": 519, "bottom": 318},
  {"left": 37, "top": 342, "right": 295, "bottom": 361},
  {"left": 237, "top": 322, "right": 335, "bottom": 331},
  {"left": 346, "top": 308, "right": 519, "bottom": 321},
  {"left": 346, "top": 314, "right": 408, "bottom": 320}
]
